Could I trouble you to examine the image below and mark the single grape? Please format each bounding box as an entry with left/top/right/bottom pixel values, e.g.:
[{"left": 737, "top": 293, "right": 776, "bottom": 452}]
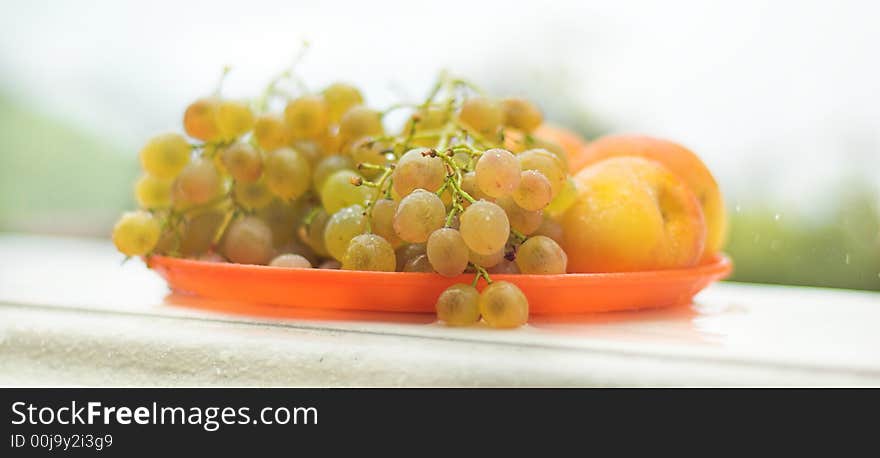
[
  {"left": 253, "top": 114, "right": 290, "bottom": 152},
  {"left": 222, "top": 216, "right": 275, "bottom": 265},
  {"left": 478, "top": 281, "right": 529, "bottom": 328},
  {"left": 216, "top": 100, "right": 255, "bottom": 140},
  {"left": 172, "top": 158, "right": 224, "bottom": 206},
  {"left": 300, "top": 208, "right": 331, "bottom": 257},
  {"left": 459, "top": 200, "right": 510, "bottom": 255},
  {"left": 284, "top": 95, "right": 329, "bottom": 139},
  {"left": 458, "top": 96, "right": 501, "bottom": 135},
  {"left": 496, "top": 196, "right": 543, "bottom": 235},
  {"left": 179, "top": 210, "right": 225, "bottom": 257},
  {"left": 544, "top": 177, "right": 578, "bottom": 217},
  {"left": 517, "top": 148, "right": 566, "bottom": 198},
  {"left": 263, "top": 147, "right": 311, "bottom": 200},
  {"left": 323, "top": 82, "right": 364, "bottom": 122},
  {"left": 395, "top": 243, "right": 426, "bottom": 271},
  {"left": 403, "top": 254, "right": 434, "bottom": 272},
  {"left": 512, "top": 170, "right": 553, "bottom": 211},
  {"left": 500, "top": 97, "right": 543, "bottom": 133},
  {"left": 134, "top": 174, "right": 172, "bottom": 210},
  {"left": 370, "top": 198, "right": 401, "bottom": 247},
  {"left": 256, "top": 198, "right": 306, "bottom": 248},
  {"left": 139, "top": 133, "right": 191, "bottom": 179},
  {"left": 347, "top": 137, "right": 390, "bottom": 178},
  {"left": 338, "top": 106, "right": 384, "bottom": 145},
  {"left": 324, "top": 204, "right": 367, "bottom": 261},
  {"left": 197, "top": 252, "right": 226, "bottom": 263},
  {"left": 220, "top": 142, "right": 262, "bottom": 183},
  {"left": 468, "top": 248, "right": 505, "bottom": 268},
  {"left": 320, "top": 169, "right": 372, "bottom": 214},
  {"left": 393, "top": 189, "right": 446, "bottom": 243},
  {"left": 233, "top": 179, "right": 273, "bottom": 211},
  {"left": 183, "top": 97, "right": 221, "bottom": 142},
  {"left": 531, "top": 136, "right": 570, "bottom": 171},
  {"left": 515, "top": 235, "right": 567, "bottom": 275},
  {"left": 459, "top": 171, "right": 492, "bottom": 204},
  {"left": 426, "top": 228, "right": 469, "bottom": 277},
  {"left": 112, "top": 210, "right": 161, "bottom": 256},
  {"left": 436, "top": 283, "right": 480, "bottom": 326},
  {"left": 312, "top": 154, "right": 354, "bottom": 192},
  {"left": 533, "top": 217, "right": 564, "bottom": 246},
  {"left": 269, "top": 253, "right": 312, "bottom": 268},
  {"left": 342, "top": 233, "right": 396, "bottom": 272},
  {"left": 475, "top": 148, "right": 520, "bottom": 198},
  {"left": 392, "top": 148, "right": 446, "bottom": 197},
  {"left": 488, "top": 259, "right": 520, "bottom": 274},
  {"left": 276, "top": 237, "right": 318, "bottom": 266}
]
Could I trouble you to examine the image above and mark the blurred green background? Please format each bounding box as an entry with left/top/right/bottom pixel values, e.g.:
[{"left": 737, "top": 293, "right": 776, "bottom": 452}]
[{"left": 0, "top": 0, "right": 877, "bottom": 291}]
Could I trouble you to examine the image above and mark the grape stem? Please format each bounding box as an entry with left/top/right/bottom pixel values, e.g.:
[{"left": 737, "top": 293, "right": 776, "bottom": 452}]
[{"left": 471, "top": 264, "right": 492, "bottom": 287}]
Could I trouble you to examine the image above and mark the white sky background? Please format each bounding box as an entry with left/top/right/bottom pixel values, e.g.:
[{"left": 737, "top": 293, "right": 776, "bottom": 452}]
[{"left": 1, "top": 0, "right": 878, "bottom": 218}]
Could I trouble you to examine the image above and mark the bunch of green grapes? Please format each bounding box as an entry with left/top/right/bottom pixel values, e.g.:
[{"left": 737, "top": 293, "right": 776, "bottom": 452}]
[{"left": 113, "top": 66, "right": 576, "bottom": 329}]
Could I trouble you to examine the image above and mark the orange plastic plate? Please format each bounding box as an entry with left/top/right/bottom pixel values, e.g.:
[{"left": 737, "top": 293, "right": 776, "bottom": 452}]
[{"left": 148, "top": 254, "right": 732, "bottom": 315}]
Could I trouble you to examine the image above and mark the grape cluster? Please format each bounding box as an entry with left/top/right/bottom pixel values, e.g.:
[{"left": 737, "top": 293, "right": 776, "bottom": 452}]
[{"left": 112, "top": 68, "right": 576, "bottom": 328}]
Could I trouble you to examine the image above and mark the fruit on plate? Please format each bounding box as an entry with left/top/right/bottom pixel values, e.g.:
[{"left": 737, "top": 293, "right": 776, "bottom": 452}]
[
  {"left": 577, "top": 134, "right": 726, "bottom": 260},
  {"left": 562, "top": 156, "right": 706, "bottom": 272},
  {"left": 111, "top": 62, "right": 726, "bottom": 329}
]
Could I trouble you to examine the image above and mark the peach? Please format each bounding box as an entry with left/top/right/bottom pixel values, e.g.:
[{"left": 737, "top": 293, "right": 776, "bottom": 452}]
[
  {"left": 562, "top": 157, "right": 706, "bottom": 273},
  {"left": 578, "top": 135, "right": 727, "bottom": 261}
]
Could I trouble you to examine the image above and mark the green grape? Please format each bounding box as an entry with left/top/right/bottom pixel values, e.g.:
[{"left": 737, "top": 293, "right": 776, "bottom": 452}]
[
  {"left": 269, "top": 253, "right": 312, "bottom": 268},
  {"left": 139, "top": 133, "right": 191, "bottom": 179},
  {"left": 172, "top": 158, "right": 224, "bottom": 206},
  {"left": 291, "top": 139, "right": 323, "bottom": 166},
  {"left": 370, "top": 198, "right": 401, "bottom": 247},
  {"left": 264, "top": 147, "right": 311, "bottom": 200},
  {"left": 320, "top": 169, "right": 371, "bottom": 214},
  {"left": 323, "top": 82, "right": 364, "bottom": 122},
  {"left": 458, "top": 96, "right": 501, "bottom": 135},
  {"left": 222, "top": 216, "right": 275, "bottom": 265},
  {"left": 134, "top": 174, "right": 172, "bottom": 210},
  {"left": 517, "top": 148, "right": 566, "bottom": 198},
  {"left": 395, "top": 243, "right": 426, "bottom": 271},
  {"left": 403, "top": 254, "right": 434, "bottom": 272},
  {"left": 183, "top": 97, "right": 221, "bottom": 142},
  {"left": 512, "top": 170, "right": 553, "bottom": 211},
  {"left": 544, "top": 177, "right": 578, "bottom": 217},
  {"left": 253, "top": 114, "right": 290, "bottom": 152},
  {"left": 436, "top": 283, "right": 480, "bottom": 326},
  {"left": 515, "top": 235, "right": 567, "bottom": 274},
  {"left": 459, "top": 200, "right": 509, "bottom": 255},
  {"left": 392, "top": 189, "right": 446, "bottom": 243},
  {"left": 312, "top": 154, "right": 354, "bottom": 192},
  {"left": 496, "top": 196, "right": 542, "bottom": 235},
  {"left": 533, "top": 217, "right": 564, "bottom": 246},
  {"left": 284, "top": 95, "right": 329, "bottom": 139},
  {"left": 324, "top": 204, "right": 367, "bottom": 261},
  {"left": 468, "top": 247, "right": 505, "bottom": 268},
  {"left": 276, "top": 237, "right": 318, "bottom": 266},
  {"left": 179, "top": 210, "right": 225, "bottom": 257},
  {"left": 500, "top": 97, "right": 543, "bottom": 133},
  {"left": 220, "top": 142, "right": 262, "bottom": 183},
  {"left": 216, "top": 100, "right": 255, "bottom": 140},
  {"left": 460, "top": 171, "right": 492, "bottom": 204},
  {"left": 392, "top": 148, "right": 446, "bottom": 197},
  {"left": 338, "top": 106, "right": 384, "bottom": 145},
  {"left": 342, "top": 233, "right": 396, "bottom": 272},
  {"left": 300, "top": 208, "right": 331, "bottom": 256},
  {"left": 478, "top": 281, "right": 529, "bottom": 328},
  {"left": 426, "top": 228, "right": 469, "bottom": 277},
  {"left": 488, "top": 259, "right": 520, "bottom": 274},
  {"left": 233, "top": 179, "right": 273, "bottom": 211},
  {"left": 475, "top": 148, "right": 521, "bottom": 198},
  {"left": 112, "top": 210, "right": 161, "bottom": 256},
  {"left": 347, "top": 137, "right": 390, "bottom": 178},
  {"left": 531, "top": 136, "right": 570, "bottom": 172},
  {"left": 256, "top": 198, "right": 305, "bottom": 248}
]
